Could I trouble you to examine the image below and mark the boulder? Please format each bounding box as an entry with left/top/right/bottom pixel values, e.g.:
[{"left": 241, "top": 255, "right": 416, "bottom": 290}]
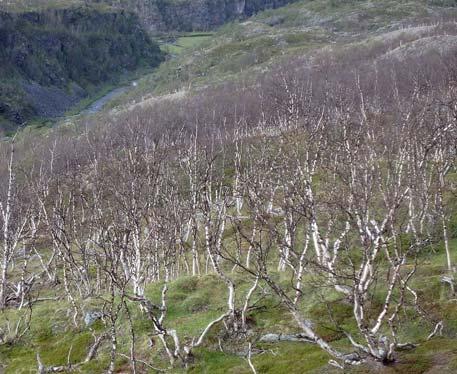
[
  {"left": 84, "top": 311, "right": 103, "bottom": 327},
  {"left": 259, "top": 332, "right": 314, "bottom": 343}
]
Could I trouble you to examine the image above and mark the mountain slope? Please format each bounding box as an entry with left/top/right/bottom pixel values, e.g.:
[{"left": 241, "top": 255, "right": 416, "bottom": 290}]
[
  {"left": 0, "top": 1, "right": 457, "bottom": 374},
  {"left": 0, "top": 4, "right": 163, "bottom": 133},
  {"left": 102, "top": 0, "right": 457, "bottom": 114},
  {"left": 103, "top": 0, "right": 301, "bottom": 32},
  {"left": 0, "top": 1, "right": 302, "bottom": 32}
]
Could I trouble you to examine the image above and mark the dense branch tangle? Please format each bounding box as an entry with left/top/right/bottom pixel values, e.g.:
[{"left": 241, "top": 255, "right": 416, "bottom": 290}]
[{"left": 0, "top": 39, "right": 456, "bottom": 371}]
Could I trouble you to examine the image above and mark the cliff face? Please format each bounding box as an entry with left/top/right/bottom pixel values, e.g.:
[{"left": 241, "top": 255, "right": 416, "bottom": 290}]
[
  {"left": 0, "top": 6, "right": 163, "bottom": 131},
  {"left": 106, "top": 0, "right": 299, "bottom": 32}
]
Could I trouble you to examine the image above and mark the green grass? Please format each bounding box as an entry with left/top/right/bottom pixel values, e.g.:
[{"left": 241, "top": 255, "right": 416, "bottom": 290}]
[
  {"left": 3, "top": 202, "right": 453, "bottom": 372},
  {"left": 2, "top": 241, "right": 457, "bottom": 373},
  {"left": 0, "top": 0, "right": 114, "bottom": 12},
  {"left": 160, "top": 33, "right": 214, "bottom": 56},
  {"left": 0, "top": 0, "right": 82, "bottom": 11},
  {"left": 188, "top": 342, "right": 331, "bottom": 374},
  {"left": 0, "top": 300, "right": 93, "bottom": 373}
]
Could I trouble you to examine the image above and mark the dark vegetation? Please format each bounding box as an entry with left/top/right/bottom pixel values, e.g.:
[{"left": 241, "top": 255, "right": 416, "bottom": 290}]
[
  {"left": 0, "top": 0, "right": 301, "bottom": 32},
  {"left": 0, "top": 5, "right": 163, "bottom": 133}
]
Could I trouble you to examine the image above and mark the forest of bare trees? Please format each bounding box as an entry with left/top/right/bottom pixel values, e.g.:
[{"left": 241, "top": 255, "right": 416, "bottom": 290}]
[{"left": 1, "top": 25, "right": 457, "bottom": 372}]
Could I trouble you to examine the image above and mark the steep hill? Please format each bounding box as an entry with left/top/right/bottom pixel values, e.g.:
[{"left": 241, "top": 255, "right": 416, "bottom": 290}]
[
  {"left": 0, "top": 0, "right": 301, "bottom": 133},
  {"left": 1, "top": 1, "right": 301, "bottom": 32},
  {"left": 1, "top": 1, "right": 457, "bottom": 373},
  {"left": 0, "top": 4, "right": 163, "bottom": 133},
  {"left": 103, "top": 0, "right": 301, "bottom": 32}
]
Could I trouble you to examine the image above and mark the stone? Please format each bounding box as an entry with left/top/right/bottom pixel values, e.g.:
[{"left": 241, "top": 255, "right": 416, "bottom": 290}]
[
  {"left": 84, "top": 311, "right": 103, "bottom": 327},
  {"left": 259, "top": 332, "right": 314, "bottom": 343}
]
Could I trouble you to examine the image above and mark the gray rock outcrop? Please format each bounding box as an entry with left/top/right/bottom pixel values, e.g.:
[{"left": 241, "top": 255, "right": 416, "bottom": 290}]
[{"left": 106, "top": 0, "right": 300, "bottom": 33}]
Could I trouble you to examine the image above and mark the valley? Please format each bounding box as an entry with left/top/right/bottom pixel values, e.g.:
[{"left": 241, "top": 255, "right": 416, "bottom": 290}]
[
  {"left": 1, "top": 1, "right": 457, "bottom": 373},
  {"left": 0, "top": 3, "right": 164, "bottom": 133},
  {"left": 0, "top": 0, "right": 300, "bottom": 133}
]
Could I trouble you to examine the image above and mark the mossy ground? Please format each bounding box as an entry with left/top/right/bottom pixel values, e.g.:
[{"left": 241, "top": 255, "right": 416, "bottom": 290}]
[{"left": 0, "top": 240, "right": 457, "bottom": 373}]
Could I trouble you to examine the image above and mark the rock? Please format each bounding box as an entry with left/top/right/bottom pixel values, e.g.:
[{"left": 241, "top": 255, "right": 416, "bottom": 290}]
[
  {"left": 22, "top": 82, "right": 85, "bottom": 118},
  {"left": 441, "top": 275, "right": 454, "bottom": 285},
  {"left": 259, "top": 332, "right": 314, "bottom": 343},
  {"left": 301, "top": 319, "right": 315, "bottom": 329},
  {"left": 105, "top": 0, "right": 300, "bottom": 33},
  {"left": 259, "top": 333, "right": 280, "bottom": 342},
  {"left": 342, "top": 352, "right": 362, "bottom": 364},
  {"left": 84, "top": 311, "right": 103, "bottom": 327},
  {"left": 263, "top": 15, "right": 285, "bottom": 26}
]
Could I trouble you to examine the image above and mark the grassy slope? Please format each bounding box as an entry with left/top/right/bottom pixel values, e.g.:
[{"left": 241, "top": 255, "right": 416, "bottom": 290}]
[
  {"left": 108, "top": 0, "right": 457, "bottom": 110},
  {"left": 159, "top": 32, "right": 215, "bottom": 56},
  {"left": 2, "top": 1, "right": 457, "bottom": 373}
]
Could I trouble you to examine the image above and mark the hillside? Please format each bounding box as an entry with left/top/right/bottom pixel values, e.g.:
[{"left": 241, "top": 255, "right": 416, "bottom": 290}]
[
  {"left": 0, "top": 0, "right": 301, "bottom": 133},
  {"left": 104, "top": 0, "right": 457, "bottom": 112},
  {"left": 0, "top": 3, "right": 163, "bottom": 133},
  {"left": 104, "top": 0, "right": 301, "bottom": 33},
  {"left": 0, "top": 1, "right": 301, "bottom": 32},
  {"left": 1, "top": 1, "right": 457, "bottom": 374}
]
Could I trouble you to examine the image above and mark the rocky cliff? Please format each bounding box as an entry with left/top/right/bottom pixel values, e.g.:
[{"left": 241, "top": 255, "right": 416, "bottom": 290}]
[
  {"left": 0, "top": 5, "right": 163, "bottom": 131},
  {"left": 104, "top": 0, "right": 300, "bottom": 32}
]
